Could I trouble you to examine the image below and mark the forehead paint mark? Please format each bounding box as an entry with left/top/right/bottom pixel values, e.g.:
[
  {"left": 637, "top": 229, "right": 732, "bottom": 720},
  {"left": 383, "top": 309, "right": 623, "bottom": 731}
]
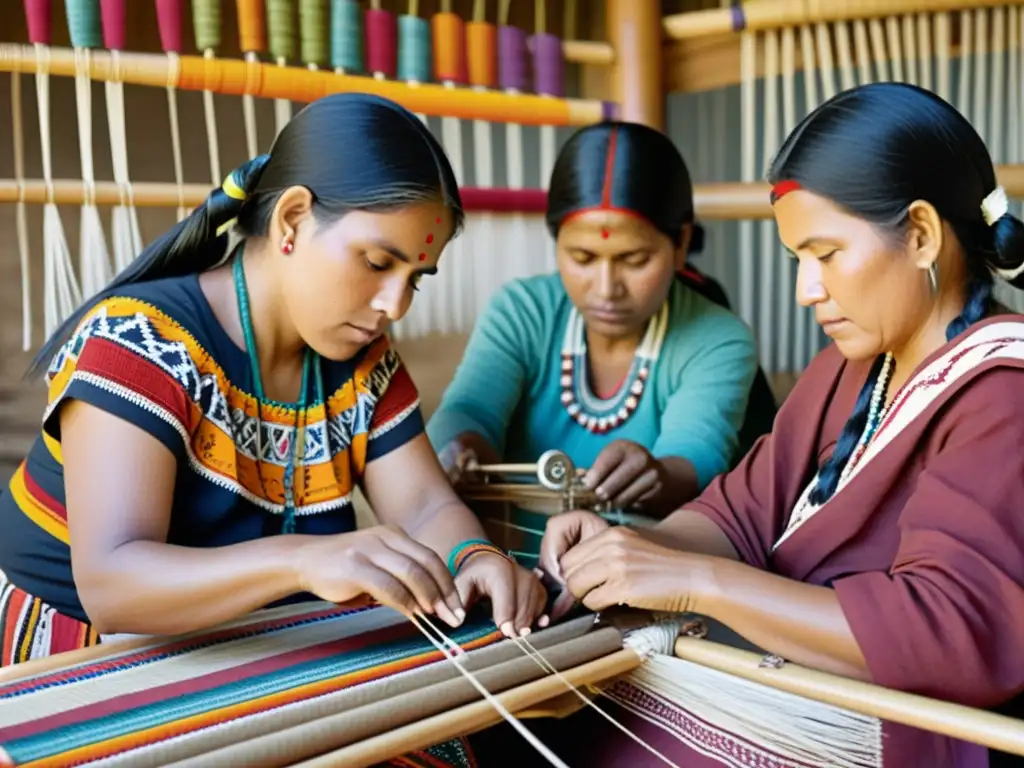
[
  {"left": 601, "top": 227, "right": 610, "bottom": 239},
  {"left": 436, "top": 217, "right": 442, "bottom": 224},
  {"left": 418, "top": 252, "right": 427, "bottom": 261},
  {"left": 425, "top": 233, "right": 435, "bottom": 244}
]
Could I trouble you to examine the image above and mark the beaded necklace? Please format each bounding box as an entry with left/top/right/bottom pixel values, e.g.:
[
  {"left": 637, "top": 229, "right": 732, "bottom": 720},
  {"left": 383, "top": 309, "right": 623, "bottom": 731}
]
[
  {"left": 778, "top": 352, "right": 895, "bottom": 545},
  {"left": 232, "top": 250, "right": 323, "bottom": 534},
  {"left": 559, "top": 301, "right": 669, "bottom": 434}
]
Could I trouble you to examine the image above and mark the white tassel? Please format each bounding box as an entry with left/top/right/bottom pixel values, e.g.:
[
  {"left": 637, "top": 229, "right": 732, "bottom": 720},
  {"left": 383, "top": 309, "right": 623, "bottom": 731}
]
[
  {"left": 73, "top": 47, "right": 113, "bottom": 299},
  {"left": 105, "top": 51, "right": 144, "bottom": 273},
  {"left": 617, "top": 654, "right": 883, "bottom": 768},
  {"left": 35, "top": 44, "right": 82, "bottom": 338}
]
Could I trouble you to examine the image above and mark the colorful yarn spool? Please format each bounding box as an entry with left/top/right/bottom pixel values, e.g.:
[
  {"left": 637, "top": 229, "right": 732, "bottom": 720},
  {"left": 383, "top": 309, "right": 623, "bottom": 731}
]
[
  {"left": 530, "top": 31, "right": 563, "bottom": 97},
  {"left": 236, "top": 0, "right": 266, "bottom": 54},
  {"left": 99, "top": 0, "right": 126, "bottom": 50},
  {"left": 397, "top": 13, "right": 431, "bottom": 83},
  {"left": 365, "top": 7, "right": 397, "bottom": 79},
  {"left": 497, "top": 25, "right": 529, "bottom": 92},
  {"left": 191, "top": 0, "right": 221, "bottom": 51},
  {"left": 299, "top": 0, "right": 327, "bottom": 67},
  {"left": 431, "top": 11, "right": 466, "bottom": 84},
  {"left": 24, "top": 0, "right": 53, "bottom": 45},
  {"left": 466, "top": 20, "right": 496, "bottom": 88},
  {"left": 330, "top": 0, "right": 363, "bottom": 73},
  {"left": 65, "top": 0, "right": 103, "bottom": 48},
  {"left": 266, "top": 0, "right": 296, "bottom": 62}
]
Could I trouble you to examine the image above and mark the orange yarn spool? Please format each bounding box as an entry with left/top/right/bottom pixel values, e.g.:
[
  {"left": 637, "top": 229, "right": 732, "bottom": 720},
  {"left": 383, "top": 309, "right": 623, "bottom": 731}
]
[
  {"left": 466, "top": 21, "right": 496, "bottom": 88},
  {"left": 236, "top": 0, "right": 266, "bottom": 53},
  {"left": 431, "top": 11, "right": 467, "bottom": 83}
]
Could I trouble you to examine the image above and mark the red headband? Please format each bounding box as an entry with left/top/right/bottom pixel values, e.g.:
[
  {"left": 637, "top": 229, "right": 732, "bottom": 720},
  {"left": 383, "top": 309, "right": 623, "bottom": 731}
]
[{"left": 770, "top": 180, "right": 802, "bottom": 204}]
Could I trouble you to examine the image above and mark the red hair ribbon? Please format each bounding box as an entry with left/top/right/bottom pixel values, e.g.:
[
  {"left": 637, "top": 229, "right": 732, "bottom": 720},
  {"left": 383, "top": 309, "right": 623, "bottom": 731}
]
[{"left": 770, "top": 180, "right": 802, "bottom": 204}]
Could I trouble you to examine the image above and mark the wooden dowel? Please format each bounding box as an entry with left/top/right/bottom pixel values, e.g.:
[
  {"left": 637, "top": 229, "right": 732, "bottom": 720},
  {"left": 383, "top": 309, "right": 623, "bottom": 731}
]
[
  {"left": 5, "top": 171, "right": 1024, "bottom": 220},
  {"left": 663, "top": 0, "right": 1024, "bottom": 41},
  {"left": 675, "top": 637, "right": 1024, "bottom": 757},
  {"left": 294, "top": 648, "right": 643, "bottom": 767},
  {"left": 562, "top": 40, "right": 614, "bottom": 66},
  {"left": 0, "top": 44, "right": 609, "bottom": 128}
]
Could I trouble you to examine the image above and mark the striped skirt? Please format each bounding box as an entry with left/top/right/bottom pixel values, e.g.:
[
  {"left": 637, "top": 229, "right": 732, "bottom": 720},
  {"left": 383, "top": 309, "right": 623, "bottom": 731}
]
[
  {"left": 0, "top": 570, "right": 477, "bottom": 767},
  {"left": 0, "top": 569, "right": 100, "bottom": 666}
]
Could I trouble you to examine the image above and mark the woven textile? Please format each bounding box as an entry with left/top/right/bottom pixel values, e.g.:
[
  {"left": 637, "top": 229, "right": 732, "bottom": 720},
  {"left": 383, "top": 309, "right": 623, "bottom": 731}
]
[{"left": 0, "top": 602, "right": 504, "bottom": 767}]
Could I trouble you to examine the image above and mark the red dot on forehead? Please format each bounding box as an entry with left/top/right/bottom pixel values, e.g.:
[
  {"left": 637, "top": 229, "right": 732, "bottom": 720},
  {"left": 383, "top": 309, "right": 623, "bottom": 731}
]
[
  {"left": 425, "top": 233, "right": 434, "bottom": 244},
  {"left": 436, "top": 217, "right": 442, "bottom": 224},
  {"left": 418, "top": 252, "right": 427, "bottom": 261},
  {"left": 601, "top": 228, "right": 610, "bottom": 239}
]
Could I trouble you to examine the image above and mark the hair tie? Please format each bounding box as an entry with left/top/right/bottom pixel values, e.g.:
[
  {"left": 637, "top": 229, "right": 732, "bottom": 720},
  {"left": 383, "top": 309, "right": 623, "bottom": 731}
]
[
  {"left": 981, "top": 186, "right": 1009, "bottom": 227},
  {"left": 214, "top": 154, "right": 271, "bottom": 236},
  {"left": 770, "top": 180, "right": 801, "bottom": 204}
]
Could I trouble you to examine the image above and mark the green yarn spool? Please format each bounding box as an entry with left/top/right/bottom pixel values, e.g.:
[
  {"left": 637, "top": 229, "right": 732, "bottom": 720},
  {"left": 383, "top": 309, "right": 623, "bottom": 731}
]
[
  {"left": 299, "top": 0, "right": 327, "bottom": 66},
  {"left": 266, "top": 0, "right": 296, "bottom": 62},
  {"left": 191, "top": 0, "right": 221, "bottom": 51},
  {"left": 65, "top": 0, "right": 102, "bottom": 48},
  {"left": 397, "top": 14, "right": 430, "bottom": 83},
  {"left": 330, "top": 0, "right": 363, "bottom": 72}
]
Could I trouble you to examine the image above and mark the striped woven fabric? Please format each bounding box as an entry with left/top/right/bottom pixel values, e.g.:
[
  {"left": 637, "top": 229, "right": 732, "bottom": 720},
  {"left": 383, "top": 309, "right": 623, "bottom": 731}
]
[{"left": 0, "top": 602, "right": 507, "bottom": 767}]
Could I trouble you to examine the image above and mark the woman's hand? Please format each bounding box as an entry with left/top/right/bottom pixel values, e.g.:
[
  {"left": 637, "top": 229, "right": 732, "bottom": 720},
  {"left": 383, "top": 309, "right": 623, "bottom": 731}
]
[
  {"left": 455, "top": 553, "right": 549, "bottom": 638},
  {"left": 296, "top": 524, "right": 466, "bottom": 627},
  {"left": 558, "top": 525, "right": 713, "bottom": 615},
  {"left": 537, "top": 510, "right": 611, "bottom": 619},
  {"left": 584, "top": 440, "right": 665, "bottom": 509}
]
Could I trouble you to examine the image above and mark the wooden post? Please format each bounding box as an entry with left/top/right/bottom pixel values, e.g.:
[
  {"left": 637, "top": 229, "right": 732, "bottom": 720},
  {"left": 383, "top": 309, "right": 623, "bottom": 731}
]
[{"left": 605, "top": 0, "right": 665, "bottom": 130}]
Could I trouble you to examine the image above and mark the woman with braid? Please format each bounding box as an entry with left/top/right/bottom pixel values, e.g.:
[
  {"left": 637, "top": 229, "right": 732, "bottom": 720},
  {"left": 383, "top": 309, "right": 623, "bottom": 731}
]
[
  {"left": 0, "top": 93, "right": 545, "bottom": 768},
  {"left": 510, "top": 82, "right": 1024, "bottom": 767}
]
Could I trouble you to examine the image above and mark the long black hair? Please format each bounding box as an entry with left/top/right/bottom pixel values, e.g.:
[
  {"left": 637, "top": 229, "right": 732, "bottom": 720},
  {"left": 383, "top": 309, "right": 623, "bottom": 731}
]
[
  {"left": 767, "top": 81, "right": 1024, "bottom": 505},
  {"left": 545, "top": 120, "right": 705, "bottom": 253},
  {"left": 28, "top": 92, "right": 464, "bottom": 379}
]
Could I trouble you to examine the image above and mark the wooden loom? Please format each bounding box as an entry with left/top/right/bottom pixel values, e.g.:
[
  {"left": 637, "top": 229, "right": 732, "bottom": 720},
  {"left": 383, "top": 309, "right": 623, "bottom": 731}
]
[{"left": 2, "top": 1, "right": 1024, "bottom": 766}]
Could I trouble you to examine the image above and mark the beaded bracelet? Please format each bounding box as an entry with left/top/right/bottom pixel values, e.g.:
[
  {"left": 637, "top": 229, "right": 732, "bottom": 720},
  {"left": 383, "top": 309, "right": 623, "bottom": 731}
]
[{"left": 447, "top": 538, "right": 512, "bottom": 576}]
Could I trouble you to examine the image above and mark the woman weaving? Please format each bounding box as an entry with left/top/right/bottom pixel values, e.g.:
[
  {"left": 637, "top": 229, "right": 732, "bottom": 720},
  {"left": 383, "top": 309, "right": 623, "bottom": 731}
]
[
  {"left": 518, "top": 83, "right": 1024, "bottom": 767},
  {"left": 427, "top": 121, "right": 765, "bottom": 564},
  {"left": 0, "top": 93, "right": 546, "bottom": 768}
]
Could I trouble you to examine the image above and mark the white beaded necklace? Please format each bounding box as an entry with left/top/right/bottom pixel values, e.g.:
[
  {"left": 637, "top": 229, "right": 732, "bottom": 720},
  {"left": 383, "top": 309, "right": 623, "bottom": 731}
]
[
  {"left": 559, "top": 302, "right": 669, "bottom": 434},
  {"left": 777, "top": 352, "right": 895, "bottom": 546}
]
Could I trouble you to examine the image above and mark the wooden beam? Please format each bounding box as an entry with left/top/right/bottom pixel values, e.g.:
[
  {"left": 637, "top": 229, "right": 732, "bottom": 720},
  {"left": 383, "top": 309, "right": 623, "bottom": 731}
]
[{"left": 606, "top": 0, "right": 665, "bottom": 128}]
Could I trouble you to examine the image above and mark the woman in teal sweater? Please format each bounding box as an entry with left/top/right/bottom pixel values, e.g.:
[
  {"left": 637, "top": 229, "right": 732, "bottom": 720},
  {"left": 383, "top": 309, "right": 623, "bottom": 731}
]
[{"left": 427, "top": 121, "right": 765, "bottom": 562}]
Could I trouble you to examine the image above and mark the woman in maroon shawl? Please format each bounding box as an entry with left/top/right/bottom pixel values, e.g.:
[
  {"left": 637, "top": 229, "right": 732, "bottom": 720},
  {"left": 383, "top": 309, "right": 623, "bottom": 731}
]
[{"left": 520, "top": 82, "right": 1024, "bottom": 767}]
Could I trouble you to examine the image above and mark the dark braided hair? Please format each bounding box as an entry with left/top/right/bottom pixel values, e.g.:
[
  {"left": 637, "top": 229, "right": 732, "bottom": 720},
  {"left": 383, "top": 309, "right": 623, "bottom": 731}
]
[
  {"left": 767, "top": 82, "right": 1024, "bottom": 505},
  {"left": 28, "top": 93, "right": 463, "bottom": 379}
]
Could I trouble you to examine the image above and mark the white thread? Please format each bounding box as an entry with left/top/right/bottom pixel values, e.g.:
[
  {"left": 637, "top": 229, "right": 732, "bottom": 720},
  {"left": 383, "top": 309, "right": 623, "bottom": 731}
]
[
  {"left": 73, "top": 45, "right": 113, "bottom": 298},
  {"left": 623, "top": 654, "right": 883, "bottom": 768},
  {"left": 512, "top": 634, "right": 683, "bottom": 768},
  {"left": 409, "top": 613, "right": 570, "bottom": 768},
  {"left": 11, "top": 70, "right": 32, "bottom": 350},
  {"left": 35, "top": 43, "right": 82, "bottom": 338},
  {"left": 242, "top": 51, "right": 260, "bottom": 159},
  {"left": 622, "top": 617, "right": 686, "bottom": 659},
  {"left": 274, "top": 57, "right": 292, "bottom": 138},
  {"left": 105, "top": 49, "right": 144, "bottom": 273},
  {"left": 202, "top": 48, "right": 222, "bottom": 184},
  {"left": 165, "top": 52, "right": 187, "bottom": 221}
]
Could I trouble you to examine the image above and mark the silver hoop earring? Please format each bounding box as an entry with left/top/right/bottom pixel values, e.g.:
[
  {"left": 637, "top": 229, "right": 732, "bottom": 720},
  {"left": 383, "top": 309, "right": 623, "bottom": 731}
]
[{"left": 927, "top": 263, "right": 938, "bottom": 294}]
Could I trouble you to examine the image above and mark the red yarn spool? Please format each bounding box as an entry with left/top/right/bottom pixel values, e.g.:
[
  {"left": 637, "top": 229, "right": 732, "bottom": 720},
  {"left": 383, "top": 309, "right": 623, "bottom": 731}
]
[
  {"left": 23, "top": 0, "right": 52, "bottom": 45},
  {"left": 100, "top": 0, "right": 127, "bottom": 50},
  {"left": 154, "top": 0, "right": 184, "bottom": 53},
  {"left": 365, "top": 8, "right": 397, "bottom": 78}
]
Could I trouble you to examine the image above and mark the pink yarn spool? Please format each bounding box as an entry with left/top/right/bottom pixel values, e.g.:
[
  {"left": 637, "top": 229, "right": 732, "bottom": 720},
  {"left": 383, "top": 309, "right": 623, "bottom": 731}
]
[
  {"left": 365, "top": 8, "right": 397, "bottom": 78},
  {"left": 100, "top": 0, "right": 127, "bottom": 50},
  {"left": 23, "top": 0, "right": 52, "bottom": 45},
  {"left": 154, "top": 0, "right": 184, "bottom": 53}
]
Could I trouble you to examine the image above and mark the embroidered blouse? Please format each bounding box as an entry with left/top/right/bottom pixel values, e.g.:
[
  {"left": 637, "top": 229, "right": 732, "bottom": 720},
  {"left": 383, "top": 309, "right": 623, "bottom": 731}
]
[{"left": 0, "top": 274, "right": 422, "bottom": 623}]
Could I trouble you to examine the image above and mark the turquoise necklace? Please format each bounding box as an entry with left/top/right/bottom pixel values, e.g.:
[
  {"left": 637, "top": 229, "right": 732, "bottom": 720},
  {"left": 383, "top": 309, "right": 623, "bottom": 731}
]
[{"left": 232, "top": 249, "right": 323, "bottom": 534}]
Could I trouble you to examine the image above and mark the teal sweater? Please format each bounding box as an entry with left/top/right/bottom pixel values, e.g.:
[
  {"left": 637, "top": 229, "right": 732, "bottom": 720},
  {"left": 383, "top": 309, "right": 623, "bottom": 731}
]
[{"left": 427, "top": 273, "right": 758, "bottom": 493}]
